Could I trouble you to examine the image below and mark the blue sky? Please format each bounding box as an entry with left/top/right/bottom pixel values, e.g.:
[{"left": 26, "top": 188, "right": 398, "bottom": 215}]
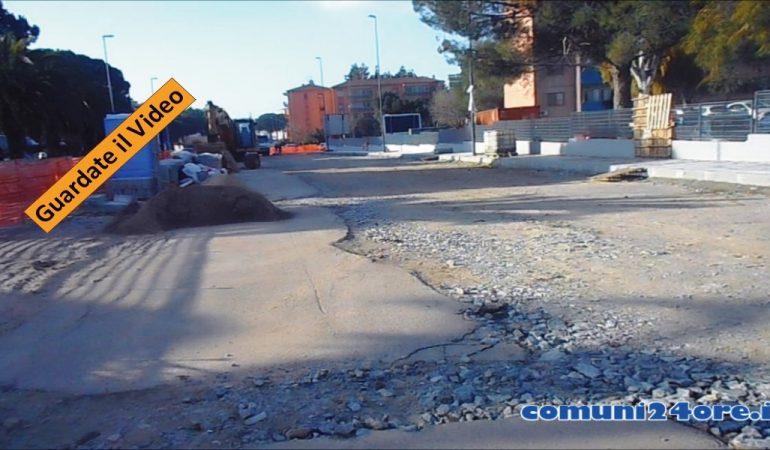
[{"left": 5, "top": 0, "right": 459, "bottom": 118}]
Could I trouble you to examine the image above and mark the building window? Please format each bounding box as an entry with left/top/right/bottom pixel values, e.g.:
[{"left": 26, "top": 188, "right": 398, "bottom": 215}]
[
  {"left": 352, "top": 88, "right": 373, "bottom": 98},
  {"left": 547, "top": 92, "right": 565, "bottom": 106},
  {"left": 405, "top": 84, "right": 432, "bottom": 95}
]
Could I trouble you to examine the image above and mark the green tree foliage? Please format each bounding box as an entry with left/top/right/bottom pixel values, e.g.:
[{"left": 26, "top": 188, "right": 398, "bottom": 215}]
[
  {"left": 0, "top": 2, "right": 132, "bottom": 158},
  {"left": 0, "top": 0, "right": 38, "bottom": 41},
  {"left": 254, "top": 112, "right": 287, "bottom": 133},
  {"left": 532, "top": 0, "right": 695, "bottom": 107},
  {"left": 381, "top": 92, "right": 432, "bottom": 126},
  {"left": 684, "top": 0, "right": 770, "bottom": 93},
  {"left": 430, "top": 88, "right": 467, "bottom": 128},
  {"left": 168, "top": 107, "right": 206, "bottom": 142},
  {"left": 414, "top": 0, "right": 697, "bottom": 109},
  {"left": 27, "top": 49, "right": 132, "bottom": 154},
  {"left": 413, "top": 0, "right": 532, "bottom": 93},
  {"left": 0, "top": 33, "right": 35, "bottom": 158},
  {"left": 346, "top": 63, "right": 370, "bottom": 81},
  {"left": 654, "top": 48, "right": 705, "bottom": 103},
  {"left": 307, "top": 128, "right": 326, "bottom": 144},
  {"left": 352, "top": 114, "right": 380, "bottom": 137},
  {"left": 381, "top": 66, "right": 418, "bottom": 79}
]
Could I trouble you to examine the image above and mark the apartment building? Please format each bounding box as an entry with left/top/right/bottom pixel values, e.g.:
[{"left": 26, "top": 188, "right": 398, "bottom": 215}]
[
  {"left": 332, "top": 76, "right": 444, "bottom": 123},
  {"left": 497, "top": 5, "right": 613, "bottom": 118},
  {"left": 284, "top": 82, "right": 337, "bottom": 143}
]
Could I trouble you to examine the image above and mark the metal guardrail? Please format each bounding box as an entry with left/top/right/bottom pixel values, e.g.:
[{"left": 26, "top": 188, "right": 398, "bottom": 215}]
[{"left": 478, "top": 89, "right": 770, "bottom": 143}]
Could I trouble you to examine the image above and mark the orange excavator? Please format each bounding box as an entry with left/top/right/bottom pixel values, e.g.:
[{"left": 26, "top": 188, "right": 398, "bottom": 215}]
[{"left": 205, "top": 100, "right": 236, "bottom": 151}]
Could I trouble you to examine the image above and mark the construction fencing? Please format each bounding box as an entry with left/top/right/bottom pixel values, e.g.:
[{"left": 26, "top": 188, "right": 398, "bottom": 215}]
[
  {"left": 0, "top": 157, "right": 78, "bottom": 227},
  {"left": 479, "top": 89, "right": 770, "bottom": 143}
]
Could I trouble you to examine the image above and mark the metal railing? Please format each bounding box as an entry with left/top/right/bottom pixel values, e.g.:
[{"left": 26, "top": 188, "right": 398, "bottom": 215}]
[
  {"left": 477, "top": 90, "right": 770, "bottom": 143},
  {"left": 480, "top": 109, "right": 633, "bottom": 142},
  {"left": 753, "top": 90, "right": 770, "bottom": 134}
]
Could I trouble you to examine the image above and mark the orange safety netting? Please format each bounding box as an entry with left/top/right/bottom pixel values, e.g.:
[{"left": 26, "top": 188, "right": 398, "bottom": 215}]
[
  {"left": 269, "top": 144, "right": 325, "bottom": 156},
  {"left": 0, "top": 157, "right": 78, "bottom": 228}
]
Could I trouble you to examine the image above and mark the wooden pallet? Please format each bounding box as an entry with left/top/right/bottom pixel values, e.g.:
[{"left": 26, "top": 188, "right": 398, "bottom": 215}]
[
  {"left": 590, "top": 167, "right": 648, "bottom": 183},
  {"left": 632, "top": 94, "right": 673, "bottom": 158}
]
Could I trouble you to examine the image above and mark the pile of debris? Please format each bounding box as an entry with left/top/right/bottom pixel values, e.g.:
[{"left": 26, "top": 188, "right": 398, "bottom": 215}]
[
  {"left": 159, "top": 145, "right": 241, "bottom": 190},
  {"left": 105, "top": 177, "right": 290, "bottom": 234},
  {"left": 590, "top": 167, "right": 648, "bottom": 183}
]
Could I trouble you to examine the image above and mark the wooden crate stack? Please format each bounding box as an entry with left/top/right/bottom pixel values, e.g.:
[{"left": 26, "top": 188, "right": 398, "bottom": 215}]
[{"left": 632, "top": 93, "right": 673, "bottom": 158}]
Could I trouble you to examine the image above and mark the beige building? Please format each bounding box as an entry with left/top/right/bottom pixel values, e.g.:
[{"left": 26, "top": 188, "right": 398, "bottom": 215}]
[{"left": 534, "top": 65, "right": 578, "bottom": 117}]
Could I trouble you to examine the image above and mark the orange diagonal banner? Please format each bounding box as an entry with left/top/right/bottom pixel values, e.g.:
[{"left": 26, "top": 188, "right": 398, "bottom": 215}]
[{"left": 26, "top": 78, "right": 195, "bottom": 233}]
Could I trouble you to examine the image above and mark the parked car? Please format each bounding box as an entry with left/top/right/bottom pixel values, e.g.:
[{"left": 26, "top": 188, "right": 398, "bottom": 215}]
[
  {"left": 256, "top": 135, "right": 273, "bottom": 156},
  {"left": 0, "top": 135, "right": 44, "bottom": 160},
  {"left": 726, "top": 101, "right": 770, "bottom": 121}
]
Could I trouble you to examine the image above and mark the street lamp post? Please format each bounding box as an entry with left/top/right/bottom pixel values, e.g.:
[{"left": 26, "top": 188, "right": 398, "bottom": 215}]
[
  {"left": 102, "top": 34, "right": 115, "bottom": 113},
  {"left": 468, "top": 32, "right": 477, "bottom": 155},
  {"left": 315, "top": 56, "right": 324, "bottom": 87},
  {"left": 368, "top": 14, "right": 386, "bottom": 152},
  {"left": 150, "top": 76, "right": 159, "bottom": 94}
]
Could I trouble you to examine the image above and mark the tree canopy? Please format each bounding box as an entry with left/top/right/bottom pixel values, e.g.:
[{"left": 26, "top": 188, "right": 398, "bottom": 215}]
[
  {"left": 0, "top": 2, "right": 133, "bottom": 158},
  {"left": 430, "top": 88, "right": 467, "bottom": 128},
  {"left": 413, "top": 0, "right": 766, "bottom": 109},
  {"left": 381, "top": 66, "right": 418, "bottom": 79},
  {"left": 346, "top": 63, "right": 370, "bottom": 81},
  {"left": 254, "top": 113, "right": 287, "bottom": 133},
  {"left": 168, "top": 108, "right": 206, "bottom": 142},
  {"left": 684, "top": 0, "right": 770, "bottom": 92},
  {"left": 381, "top": 91, "right": 432, "bottom": 125},
  {"left": 346, "top": 63, "right": 423, "bottom": 81},
  {"left": 0, "top": 0, "right": 38, "bottom": 41}
]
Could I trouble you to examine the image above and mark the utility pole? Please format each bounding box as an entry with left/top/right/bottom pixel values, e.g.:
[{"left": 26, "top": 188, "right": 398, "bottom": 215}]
[
  {"left": 368, "top": 14, "right": 386, "bottom": 151},
  {"left": 465, "top": 6, "right": 516, "bottom": 155},
  {"left": 102, "top": 34, "right": 115, "bottom": 113},
  {"left": 468, "top": 10, "right": 477, "bottom": 155},
  {"left": 575, "top": 53, "right": 582, "bottom": 112},
  {"left": 469, "top": 36, "right": 477, "bottom": 155}
]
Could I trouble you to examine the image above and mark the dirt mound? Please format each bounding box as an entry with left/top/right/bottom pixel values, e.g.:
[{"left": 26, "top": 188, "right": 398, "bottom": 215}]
[{"left": 106, "top": 177, "right": 289, "bottom": 235}]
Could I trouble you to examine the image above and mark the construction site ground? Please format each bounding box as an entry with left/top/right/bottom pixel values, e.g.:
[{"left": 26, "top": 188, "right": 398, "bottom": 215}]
[{"left": 1, "top": 154, "right": 769, "bottom": 449}]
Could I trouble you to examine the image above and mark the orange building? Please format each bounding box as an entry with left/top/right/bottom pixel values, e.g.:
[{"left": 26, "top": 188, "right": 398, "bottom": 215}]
[
  {"left": 333, "top": 76, "right": 444, "bottom": 126},
  {"left": 284, "top": 82, "right": 337, "bottom": 143}
]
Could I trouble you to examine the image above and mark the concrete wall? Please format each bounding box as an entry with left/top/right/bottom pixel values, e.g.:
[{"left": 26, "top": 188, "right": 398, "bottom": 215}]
[
  {"left": 561, "top": 139, "right": 636, "bottom": 158},
  {"left": 671, "top": 141, "right": 720, "bottom": 161},
  {"left": 384, "top": 131, "right": 439, "bottom": 146},
  {"left": 672, "top": 135, "right": 770, "bottom": 162},
  {"left": 540, "top": 142, "right": 566, "bottom": 156}
]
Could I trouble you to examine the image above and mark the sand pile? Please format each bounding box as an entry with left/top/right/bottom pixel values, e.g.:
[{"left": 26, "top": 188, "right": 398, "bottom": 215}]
[{"left": 106, "top": 177, "right": 289, "bottom": 234}]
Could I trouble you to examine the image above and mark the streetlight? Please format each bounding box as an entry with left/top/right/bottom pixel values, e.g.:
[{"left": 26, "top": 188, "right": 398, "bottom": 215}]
[
  {"left": 315, "top": 56, "right": 324, "bottom": 87},
  {"left": 102, "top": 34, "right": 115, "bottom": 113},
  {"left": 368, "top": 14, "right": 386, "bottom": 151},
  {"left": 150, "top": 76, "right": 159, "bottom": 95}
]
